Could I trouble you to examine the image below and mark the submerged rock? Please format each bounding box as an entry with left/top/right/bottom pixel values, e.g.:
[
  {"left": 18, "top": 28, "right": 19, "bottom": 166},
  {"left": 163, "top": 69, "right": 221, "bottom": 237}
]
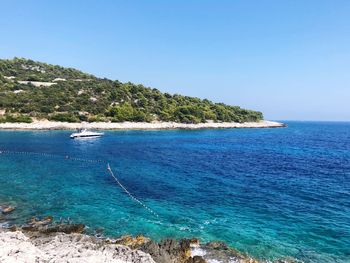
[
  {"left": 18, "top": 215, "right": 86, "bottom": 235},
  {"left": 39, "top": 223, "right": 85, "bottom": 234},
  {"left": 27, "top": 215, "right": 53, "bottom": 226},
  {"left": 0, "top": 205, "right": 15, "bottom": 214},
  {"left": 22, "top": 223, "right": 85, "bottom": 234}
]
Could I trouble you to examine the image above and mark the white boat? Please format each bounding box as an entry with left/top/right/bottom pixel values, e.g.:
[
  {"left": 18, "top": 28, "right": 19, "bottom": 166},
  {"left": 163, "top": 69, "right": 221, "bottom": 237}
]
[{"left": 70, "top": 129, "right": 104, "bottom": 139}]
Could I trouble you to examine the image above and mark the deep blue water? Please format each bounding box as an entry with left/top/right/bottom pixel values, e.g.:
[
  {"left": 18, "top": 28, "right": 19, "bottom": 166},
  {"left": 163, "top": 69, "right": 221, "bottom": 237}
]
[{"left": 0, "top": 122, "right": 349, "bottom": 262}]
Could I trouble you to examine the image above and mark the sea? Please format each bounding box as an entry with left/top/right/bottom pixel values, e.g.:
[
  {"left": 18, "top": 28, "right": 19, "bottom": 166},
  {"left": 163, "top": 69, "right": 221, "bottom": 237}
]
[{"left": 0, "top": 121, "right": 349, "bottom": 262}]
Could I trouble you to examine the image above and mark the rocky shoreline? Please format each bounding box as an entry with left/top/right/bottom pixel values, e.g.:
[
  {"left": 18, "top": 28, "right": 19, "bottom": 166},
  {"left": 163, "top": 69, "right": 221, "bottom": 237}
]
[
  {"left": 0, "top": 221, "right": 258, "bottom": 263},
  {"left": 0, "top": 120, "right": 286, "bottom": 130},
  {"left": 0, "top": 230, "right": 156, "bottom": 263},
  {"left": 0, "top": 204, "right": 300, "bottom": 263},
  {"left": 0, "top": 229, "right": 260, "bottom": 263}
]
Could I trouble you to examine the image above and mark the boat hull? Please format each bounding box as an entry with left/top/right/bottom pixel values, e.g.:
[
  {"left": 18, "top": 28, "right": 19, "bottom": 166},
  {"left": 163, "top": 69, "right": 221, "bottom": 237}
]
[{"left": 70, "top": 134, "right": 103, "bottom": 139}]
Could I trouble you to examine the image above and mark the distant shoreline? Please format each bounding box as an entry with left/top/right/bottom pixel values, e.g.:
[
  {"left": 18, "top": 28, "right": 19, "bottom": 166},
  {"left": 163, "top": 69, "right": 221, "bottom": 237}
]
[{"left": 0, "top": 120, "right": 285, "bottom": 130}]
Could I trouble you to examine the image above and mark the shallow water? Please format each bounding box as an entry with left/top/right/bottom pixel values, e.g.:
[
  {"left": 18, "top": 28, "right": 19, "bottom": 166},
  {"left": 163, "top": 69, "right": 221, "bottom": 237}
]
[{"left": 0, "top": 122, "right": 349, "bottom": 262}]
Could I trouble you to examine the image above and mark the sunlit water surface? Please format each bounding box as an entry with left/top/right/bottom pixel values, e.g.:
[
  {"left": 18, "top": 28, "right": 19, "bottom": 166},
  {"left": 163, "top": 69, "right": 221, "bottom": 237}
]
[{"left": 0, "top": 122, "right": 349, "bottom": 262}]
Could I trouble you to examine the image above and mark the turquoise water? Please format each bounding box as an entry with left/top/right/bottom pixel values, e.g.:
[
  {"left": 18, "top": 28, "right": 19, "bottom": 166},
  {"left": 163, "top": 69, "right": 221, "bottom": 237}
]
[{"left": 0, "top": 122, "right": 349, "bottom": 262}]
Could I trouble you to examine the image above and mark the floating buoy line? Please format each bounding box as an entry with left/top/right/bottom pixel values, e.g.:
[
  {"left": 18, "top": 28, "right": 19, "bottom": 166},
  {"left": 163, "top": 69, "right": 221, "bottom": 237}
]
[
  {"left": 0, "top": 149, "right": 159, "bottom": 218},
  {"left": 0, "top": 150, "right": 104, "bottom": 164},
  {"left": 107, "top": 163, "right": 159, "bottom": 218}
]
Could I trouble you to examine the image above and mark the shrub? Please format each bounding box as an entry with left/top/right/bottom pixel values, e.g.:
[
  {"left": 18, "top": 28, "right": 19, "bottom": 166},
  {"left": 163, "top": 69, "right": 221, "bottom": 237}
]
[
  {"left": 0, "top": 58, "right": 264, "bottom": 124},
  {"left": 49, "top": 113, "right": 79, "bottom": 122},
  {"left": 0, "top": 114, "right": 32, "bottom": 123}
]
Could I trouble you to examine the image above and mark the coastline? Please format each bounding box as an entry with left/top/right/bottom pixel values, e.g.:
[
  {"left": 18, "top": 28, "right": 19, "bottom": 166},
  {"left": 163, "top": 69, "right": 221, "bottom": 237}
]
[
  {"left": 0, "top": 120, "right": 285, "bottom": 130},
  {"left": 0, "top": 206, "right": 287, "bottom": 263},
  {"left": 0, "top": 210, "right": 261, "bottom": 263},
  {"left": 0, "top": 228, "right": 258, "bottom": 263},
  {"left": 0, "top": 229, "right": 156, "bottom": 263}
]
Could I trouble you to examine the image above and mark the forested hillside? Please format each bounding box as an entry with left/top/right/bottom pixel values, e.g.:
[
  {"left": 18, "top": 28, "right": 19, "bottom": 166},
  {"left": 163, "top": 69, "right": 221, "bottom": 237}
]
[{"left": 0, "top": 58, "right": 263, "bottom": 123}]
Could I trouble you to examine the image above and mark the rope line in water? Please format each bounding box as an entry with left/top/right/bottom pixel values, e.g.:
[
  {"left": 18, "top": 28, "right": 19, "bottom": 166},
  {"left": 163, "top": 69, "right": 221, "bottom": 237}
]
[
  {"left": 0, "top": 149, "right": 160, "bottom": 219},
  {"left": 107, "top": 163, "right": 159, "bottom": 218},
  {"left": 0, "top": 150, "right": 104, "bottom": 164}
]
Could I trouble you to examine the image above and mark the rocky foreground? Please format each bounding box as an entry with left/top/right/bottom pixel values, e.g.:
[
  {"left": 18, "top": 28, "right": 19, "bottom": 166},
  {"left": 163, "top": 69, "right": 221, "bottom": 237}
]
[
  {"left": 0, "top": 225, "right": 259, "bottom": 263},
  {"left": 0, "top": 230, "right": 155, "bottom": 263},
  {"left": 1, "top": 206, "right": 296, "bottom": 263},
  {"left": 0, "top": 209, "right": 260, "bottom": 263}
]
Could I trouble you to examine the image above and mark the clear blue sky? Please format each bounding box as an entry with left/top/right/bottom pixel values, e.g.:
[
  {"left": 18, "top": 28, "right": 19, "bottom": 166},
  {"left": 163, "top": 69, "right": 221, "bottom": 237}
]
[{"left": 1, "top": 0, "right": 349, "bottom": 121}]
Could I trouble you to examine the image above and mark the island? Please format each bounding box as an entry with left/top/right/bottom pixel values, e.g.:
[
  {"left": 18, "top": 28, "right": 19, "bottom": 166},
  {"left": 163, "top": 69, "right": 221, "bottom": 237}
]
[{"left": 0, "top": 58, "right": 284, "bottom": 130}]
